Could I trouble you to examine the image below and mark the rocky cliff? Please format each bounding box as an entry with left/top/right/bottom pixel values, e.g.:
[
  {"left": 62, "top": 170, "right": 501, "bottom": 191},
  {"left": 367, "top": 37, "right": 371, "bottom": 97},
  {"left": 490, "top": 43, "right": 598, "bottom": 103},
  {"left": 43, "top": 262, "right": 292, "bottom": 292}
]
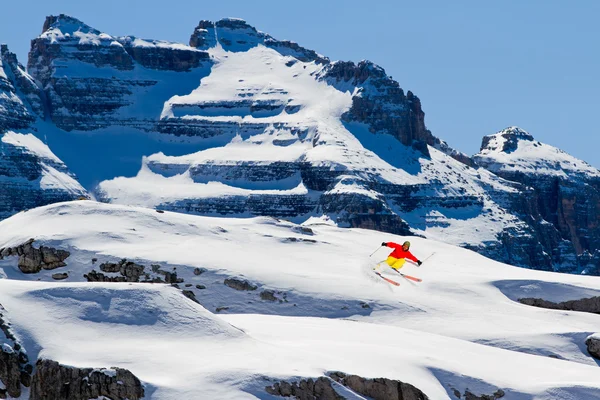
[{"left": 0, "top": 46, "right": 38, "bottom": 131}]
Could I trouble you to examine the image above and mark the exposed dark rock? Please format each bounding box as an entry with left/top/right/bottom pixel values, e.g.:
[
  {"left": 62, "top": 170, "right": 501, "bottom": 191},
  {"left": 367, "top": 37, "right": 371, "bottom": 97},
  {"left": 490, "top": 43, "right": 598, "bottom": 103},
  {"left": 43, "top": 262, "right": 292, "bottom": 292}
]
[
  {"left": 120, "top": 261, "right": 145, "bottom": 282},
  {"left": 518, "top": 296, "right": 600, "bottom": 314},
  {"left": 215, "top": 306, "right": 229, "bottom": 312},
  {"left": 51, "top": 272, "right": 68, "bottom": 280},
  {"left": 193, "top": 267, "right": 206, "bottom": 275},
  {"left": 0, "top": 308, "right": 32, "bottom": 397},
  {"left": 0, "top": 240, "right": 70, "bottom": 274},
  {"left": 89, "top": 259, "right": 146, "bottom": 282},
  {"left": 0, "top": 45, "right": 37, "bottom": 130},
  {"left": 224, "top": 278, "right": 257, "bottom": 291},
  {"left": 84, "top": 270, "right": 127, "bottom": 283},
  {"left": 99, "top": 262, "right": 121, "bottom": 273},
  {"left": 182, "top": 290, "right": 199, "bottom": 303},
  {"left": 260, "top": 290, "right": 278, "bottom": 302},
  {"left": 319, "top": 61, "right": 434, "bottom": 157},
  {"left": 0, "top": 345, "right": 22, "bottom": 398},
  {"left": 265, "top": 377, "right": 342, "bottom": 399},
  {"left": 585, "top": 335, "right": 600, "bottom": 359},
  {"left": 196, "top": 284, "right": 206, "bottom": 290},
  {"left": 30, "top": 359, "right": 144, "bottom": 400},
  {"left": 329, "top": 371, "right": 429, "bottom": 400},
  {"left": 267, "top": 373, "right": 429, "bottom": 400},
  {"left": 464, "top": 389, "right": 505, "bottom": 400}
]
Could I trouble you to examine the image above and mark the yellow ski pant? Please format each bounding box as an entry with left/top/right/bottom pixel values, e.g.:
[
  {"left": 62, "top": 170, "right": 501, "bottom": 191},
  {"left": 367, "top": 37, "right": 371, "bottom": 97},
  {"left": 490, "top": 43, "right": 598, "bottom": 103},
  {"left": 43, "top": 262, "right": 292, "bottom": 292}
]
[{"left": 384, "top": 256, "right": 406, "bottom": 270}]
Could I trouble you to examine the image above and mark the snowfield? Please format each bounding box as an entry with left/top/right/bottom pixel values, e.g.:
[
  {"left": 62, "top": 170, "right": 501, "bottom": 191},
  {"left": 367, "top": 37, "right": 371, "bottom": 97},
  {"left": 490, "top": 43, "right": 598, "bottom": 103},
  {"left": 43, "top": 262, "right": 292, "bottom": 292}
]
[{"left": 0, "top": 201, "right": 599, "bottom": 399}]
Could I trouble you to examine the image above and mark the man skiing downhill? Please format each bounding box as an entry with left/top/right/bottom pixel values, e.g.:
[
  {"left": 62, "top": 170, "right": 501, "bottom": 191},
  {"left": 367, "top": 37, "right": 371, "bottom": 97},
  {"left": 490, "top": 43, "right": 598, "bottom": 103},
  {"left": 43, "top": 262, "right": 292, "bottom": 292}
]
[{"left": 374, "top": 241, "right": 422, "bottom": 271}]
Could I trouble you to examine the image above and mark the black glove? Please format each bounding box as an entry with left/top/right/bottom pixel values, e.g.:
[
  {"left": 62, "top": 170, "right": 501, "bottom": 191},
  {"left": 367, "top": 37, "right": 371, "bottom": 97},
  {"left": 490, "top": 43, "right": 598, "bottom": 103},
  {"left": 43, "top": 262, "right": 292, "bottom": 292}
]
[
  {"left": 417, "top": 260, "right": 422, "bottom": 266},
  {"left": 381, "top": 242, "right": 387, "bottom": 247}
]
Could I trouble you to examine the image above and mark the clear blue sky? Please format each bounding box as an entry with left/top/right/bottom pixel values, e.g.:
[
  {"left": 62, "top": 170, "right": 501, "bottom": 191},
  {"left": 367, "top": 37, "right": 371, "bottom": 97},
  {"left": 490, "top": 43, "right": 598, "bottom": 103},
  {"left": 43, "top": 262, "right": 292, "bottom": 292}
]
[{"left": 2, "top": 0, "right": 599, "bottom": 167}]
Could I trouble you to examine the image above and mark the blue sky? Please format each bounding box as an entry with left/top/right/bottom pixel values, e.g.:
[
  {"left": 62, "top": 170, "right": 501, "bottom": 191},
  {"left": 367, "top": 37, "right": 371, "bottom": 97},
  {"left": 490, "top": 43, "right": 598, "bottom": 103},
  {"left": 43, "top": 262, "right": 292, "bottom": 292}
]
[{"left": 2, "top": 0, "right": 599, "bottom": 167}]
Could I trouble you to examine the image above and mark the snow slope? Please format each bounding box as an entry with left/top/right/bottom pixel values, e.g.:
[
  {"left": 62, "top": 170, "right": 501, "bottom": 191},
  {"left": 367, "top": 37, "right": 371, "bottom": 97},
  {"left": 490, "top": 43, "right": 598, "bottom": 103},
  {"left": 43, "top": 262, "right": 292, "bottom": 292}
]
[{"left": 0, "top": 201, "right": 599, "bottom": 399}]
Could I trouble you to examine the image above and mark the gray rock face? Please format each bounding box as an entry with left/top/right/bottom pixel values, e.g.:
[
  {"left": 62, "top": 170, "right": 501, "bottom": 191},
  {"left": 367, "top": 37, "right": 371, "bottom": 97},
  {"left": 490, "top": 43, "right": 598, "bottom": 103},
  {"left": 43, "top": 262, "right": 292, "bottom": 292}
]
[
  {"left": 0, "top": 345, "right": 22, "bottom": 398},
  {"left": 586, "top": 335, "right": 600, "bottom": 359},
  {"left": 266, "top": 377, "right": 343, "bottom": 399},
  {"left": 0, "top": 308, "right": 33, "bottom": 398},
  {"left": 266, "top": 372, "right": 430, "bottom": 400},
  {"left": 0, "top": 239, "right": 70, "bottom": 273},
  {"left": 0, "top": 45, "right": 42, "bottom": 129},
  {"left": 224, "top": 277, "right": 257, "bottom": 291},
  {"left": 518, "top": 296, "right": 600, "bottom": 314},
  {"left": 30, "top": 359, "right": 144, "bottom": 400},
  {"left": 51, "top": 272, "right": 68, "bottom": 280},
  {"left": 329, "top": 372, "right": 429, "bottom": 400},
  {"left": 87, "top": 259, "right": 152, "bottom": 282},
  {"left": 320, "top": 61, "right": 434, "bottom": 157},
  {"left": 463, "top": 389, "right": 506, "bottom": 400}
]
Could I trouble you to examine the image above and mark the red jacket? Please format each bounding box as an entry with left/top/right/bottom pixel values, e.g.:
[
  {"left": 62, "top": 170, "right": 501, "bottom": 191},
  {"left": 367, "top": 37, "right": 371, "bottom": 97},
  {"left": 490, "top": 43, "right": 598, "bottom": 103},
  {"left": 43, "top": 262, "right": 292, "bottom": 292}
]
[{"left": 385, "top": 242, "right": 418, "bottom": 262}]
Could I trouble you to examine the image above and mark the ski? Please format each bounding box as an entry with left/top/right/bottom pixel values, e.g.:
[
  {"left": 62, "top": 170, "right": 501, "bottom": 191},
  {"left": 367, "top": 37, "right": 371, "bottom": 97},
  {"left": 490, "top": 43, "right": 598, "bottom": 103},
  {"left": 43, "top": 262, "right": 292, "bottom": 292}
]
[
  {"left": 373, "top": 271, "right": 400, "bottom": 286},
  {"left": 389, "top": 269, "right": 422, "bottom": 282}
]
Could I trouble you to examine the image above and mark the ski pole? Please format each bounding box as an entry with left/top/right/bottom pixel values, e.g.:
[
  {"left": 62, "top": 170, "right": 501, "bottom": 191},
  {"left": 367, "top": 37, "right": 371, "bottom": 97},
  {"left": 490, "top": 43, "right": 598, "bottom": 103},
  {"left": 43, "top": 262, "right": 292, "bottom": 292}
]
[
  {"left": 421, "top": 252, "right": 436, "bottom": 264},
  {"left": 369, "top": 245, "right": 384, "bottom": 257}
]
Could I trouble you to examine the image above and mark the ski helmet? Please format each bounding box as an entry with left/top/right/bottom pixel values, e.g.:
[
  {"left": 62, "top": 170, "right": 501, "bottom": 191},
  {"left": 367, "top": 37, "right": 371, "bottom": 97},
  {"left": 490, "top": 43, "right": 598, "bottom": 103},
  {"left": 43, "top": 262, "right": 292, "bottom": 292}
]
[{"left": 402, "top": 241, "right": 411, "bottom": 249}]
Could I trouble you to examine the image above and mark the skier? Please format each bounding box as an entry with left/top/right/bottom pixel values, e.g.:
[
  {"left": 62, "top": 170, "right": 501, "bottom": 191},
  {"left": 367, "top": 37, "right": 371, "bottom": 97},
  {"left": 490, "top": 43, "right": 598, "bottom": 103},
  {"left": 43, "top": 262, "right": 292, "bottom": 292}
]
[{"left": 374, "top": 241, "right": 422, "bottom": 271}]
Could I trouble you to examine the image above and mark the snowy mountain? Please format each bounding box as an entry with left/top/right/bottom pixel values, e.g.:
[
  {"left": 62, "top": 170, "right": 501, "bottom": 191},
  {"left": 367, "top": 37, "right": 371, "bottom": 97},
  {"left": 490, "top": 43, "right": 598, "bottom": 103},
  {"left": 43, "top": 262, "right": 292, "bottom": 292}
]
[
  {"left": 0, "top": 14, "right": 598, "bottom": 274},
  {"left": 474, "top": 127, "right": 600, "bottom": 274},
  {"left": 0, "top": 201, "right": 599, "bottom": 399}
]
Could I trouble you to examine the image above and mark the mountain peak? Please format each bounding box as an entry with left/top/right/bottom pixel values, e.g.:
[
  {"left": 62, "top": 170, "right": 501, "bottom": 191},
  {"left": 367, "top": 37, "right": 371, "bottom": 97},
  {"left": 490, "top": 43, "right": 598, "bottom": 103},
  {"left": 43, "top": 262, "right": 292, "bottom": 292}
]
[
  {"left": 479, "top": 126, "right": 534, "bottom": 154},
  {"left": 41, "top": 14, "right": 100, "bottom": 37},
  {"left": 498, "top": 126, "right": 534, "bottom": 140}
]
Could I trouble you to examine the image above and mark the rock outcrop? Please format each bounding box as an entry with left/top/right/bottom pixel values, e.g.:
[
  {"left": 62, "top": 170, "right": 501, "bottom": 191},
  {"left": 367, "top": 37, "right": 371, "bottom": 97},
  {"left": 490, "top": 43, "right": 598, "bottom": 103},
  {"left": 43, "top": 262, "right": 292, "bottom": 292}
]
[
  {"left": 329, "top": 372, "right": 429, "bottom": 400},
  {"left": 0, "top": 45, "right": 40, "bottom": 131},
  {"left": 0, "top": 307, "right": 33, "bottom": 398},
  {"left": 266, "top": 377, "right": 342, "bottom": 399},
  {"left": 0, "top": 344, "right": 23, "bottom": 398},
  {"left": 29, "top": 359, "right": 144, "bottom": 400},
  {"left": 585, "top": 334, "right": 600, "bottom": 359},
  {"left": 224, "top": 277, "right": 257, "bottom": 291},
  {"left": 84, "top": 258, "right": 182, "bottom": 284},
  {"left": 518, "top": 296, "right": 600, "bottom": 314},
  {"left": 320, "top": 61, "right": 434, "bottom": 157},
  {"left": 0, "top": 239, "right": 70, "bottom": 273},
  {"left": 266, "top": 372, "right": 430, "bottom": 400}
]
